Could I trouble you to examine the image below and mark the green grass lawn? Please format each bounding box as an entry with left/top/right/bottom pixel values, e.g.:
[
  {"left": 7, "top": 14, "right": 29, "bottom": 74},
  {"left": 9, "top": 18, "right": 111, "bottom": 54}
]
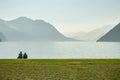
[{"left": 0, "top": 59, "right": 120, "bottom": 80}]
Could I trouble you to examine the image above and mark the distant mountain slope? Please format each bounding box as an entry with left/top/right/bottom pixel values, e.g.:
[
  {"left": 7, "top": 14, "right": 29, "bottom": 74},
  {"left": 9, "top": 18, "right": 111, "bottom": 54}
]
[
  {"left": 0, "top": 17, "right": 74, "bottom": 41},
  {"left": 65, "top": 25, "right": 114, "bottom": 41},
  {"left": 98, "top": 23, "right": 120, "bottom": 42},
  {"left": 0, "top": 32, "right": 7, "bottom": 42}
]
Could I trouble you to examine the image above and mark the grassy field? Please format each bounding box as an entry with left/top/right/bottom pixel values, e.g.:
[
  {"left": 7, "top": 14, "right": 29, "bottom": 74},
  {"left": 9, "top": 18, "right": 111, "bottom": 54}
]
[{"left": 0, "top": 59, "right": 120, "bottom": 80}]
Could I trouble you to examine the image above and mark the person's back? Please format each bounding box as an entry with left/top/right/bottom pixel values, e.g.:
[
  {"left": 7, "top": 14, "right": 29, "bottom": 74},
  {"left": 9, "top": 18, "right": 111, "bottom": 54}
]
[
  {"left": 23, "top": 52, "right": 28, "bottom": 59},
  {"left": 17, "top": 51, "right": 23, "bottom": 59}
]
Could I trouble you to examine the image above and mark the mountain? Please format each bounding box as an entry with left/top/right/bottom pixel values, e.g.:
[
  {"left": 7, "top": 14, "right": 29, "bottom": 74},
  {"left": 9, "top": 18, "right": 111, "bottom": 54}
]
[
  {"left": 0, "top": 32, "right": 7, "bottom": 42},
  {"left": 0, "top": 17, "right": 74, "bottom": 41},
  {"left": 65, "top": 25, "right": 114, "bottom": 41},
  {"left": 65, "top": 31, "right": 86, "bottom": 41},
  {"left": 98, "top": 23, "right": 120, "bottom": 42}
]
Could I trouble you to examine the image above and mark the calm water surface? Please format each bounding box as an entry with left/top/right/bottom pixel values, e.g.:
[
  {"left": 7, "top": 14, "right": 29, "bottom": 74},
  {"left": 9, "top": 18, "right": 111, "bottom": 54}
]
[{"left": 0, "top": 42, "right": 120, "bottom": 58}]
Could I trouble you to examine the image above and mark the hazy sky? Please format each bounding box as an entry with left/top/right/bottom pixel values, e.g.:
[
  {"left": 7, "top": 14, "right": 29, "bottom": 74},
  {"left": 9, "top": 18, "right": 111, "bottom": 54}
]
[{"left": 0, "top": 0, "right": 120, "bottom": 33}]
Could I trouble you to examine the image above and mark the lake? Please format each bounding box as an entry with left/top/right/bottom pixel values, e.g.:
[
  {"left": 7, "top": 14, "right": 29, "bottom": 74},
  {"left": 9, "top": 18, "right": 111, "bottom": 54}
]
[{"left": 0, "top": 42, "right": 120, "bottom": 59}]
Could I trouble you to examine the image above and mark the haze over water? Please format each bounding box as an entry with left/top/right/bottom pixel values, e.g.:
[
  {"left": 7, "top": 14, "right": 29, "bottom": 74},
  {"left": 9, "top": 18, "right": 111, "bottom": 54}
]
[{"left": 0, "top": 42, "right": 120, "bottom": 59}]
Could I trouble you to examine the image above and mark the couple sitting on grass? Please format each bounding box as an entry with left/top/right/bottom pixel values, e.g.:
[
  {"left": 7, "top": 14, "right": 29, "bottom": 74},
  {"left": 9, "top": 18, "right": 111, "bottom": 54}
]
[{"left": 17, "top": 51, "right": 28, "bottom": 59}]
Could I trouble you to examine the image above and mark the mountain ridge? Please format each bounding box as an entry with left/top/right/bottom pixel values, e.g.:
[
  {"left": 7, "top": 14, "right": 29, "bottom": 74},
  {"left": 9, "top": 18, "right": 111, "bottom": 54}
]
[
  {"left": 0, "top": 17, "right": 75, "bottom": 41},
  {"left": 65, "top": 25, "right": 114, "bottom": 41},
  {"left": 98, "top": 22, "right": 120, "bottom": 42},
  {"left": 0, "top": 32, "right": 7, "bottom": 42}
]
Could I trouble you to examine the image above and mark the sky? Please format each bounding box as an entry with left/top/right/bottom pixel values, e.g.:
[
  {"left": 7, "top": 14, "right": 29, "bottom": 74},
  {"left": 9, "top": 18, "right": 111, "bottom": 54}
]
[{"left": 0, "top": 0, "right": 120, "bottom": 33}]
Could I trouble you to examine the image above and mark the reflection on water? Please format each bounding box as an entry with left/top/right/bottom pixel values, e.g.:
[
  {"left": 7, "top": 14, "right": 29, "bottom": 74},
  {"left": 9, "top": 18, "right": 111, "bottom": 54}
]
[{"left": 0, "top": 42, "right": 120, "bottom": 58}]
